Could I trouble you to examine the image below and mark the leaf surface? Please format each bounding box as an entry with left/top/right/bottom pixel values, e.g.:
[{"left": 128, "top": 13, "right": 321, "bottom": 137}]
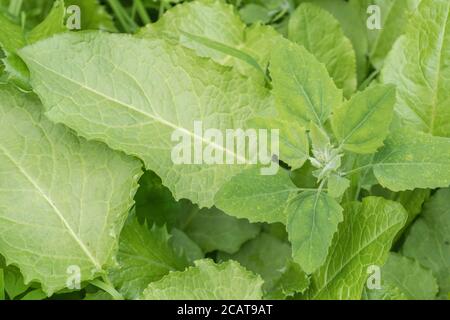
[
  {"left": 381, "top": 0, "right": 450, "bottom": 137},
  {"left": 305, "top": 197, "right": 406, "bottom": 299},
  {"left": 142, "top": 259, "right": 264, "bottom": 300},
  {"left": 0, "top": 84, "right": 142, "bottom": 295}
]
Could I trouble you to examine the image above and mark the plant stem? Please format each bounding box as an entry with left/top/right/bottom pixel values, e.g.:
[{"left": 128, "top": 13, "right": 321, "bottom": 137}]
[
  {"left": 135, "top": 0, "right": 151, "bottom": 25},
  {"left": 8, "top": 0, "right": 23, "bottom": 17},
  {"left": 91, "top": 276, "right": 124, "bottom": 300}
]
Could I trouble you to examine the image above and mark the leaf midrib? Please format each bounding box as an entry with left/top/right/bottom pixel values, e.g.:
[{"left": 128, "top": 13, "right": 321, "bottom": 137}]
[
  {"left": 25, "top": 56, "right": 249, "bottom": 164},
  {"left": 0, "top": 144, "right": 102, "bottom": 270}
]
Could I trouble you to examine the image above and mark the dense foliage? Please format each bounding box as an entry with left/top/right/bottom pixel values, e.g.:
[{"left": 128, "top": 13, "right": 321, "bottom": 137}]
[{"left": 0, "top": 0, "right": 449, "bottom": 300}]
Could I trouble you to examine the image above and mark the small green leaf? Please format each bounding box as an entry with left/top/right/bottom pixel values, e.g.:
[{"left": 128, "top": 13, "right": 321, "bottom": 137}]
[
  {"left": 288, "top": 3, "right": 357, "bottom": 97},
  {"left": 327, "top": 174, "right": 350, "bottom": 198},
  {"left": 270, "top": 39, "right": 343, "bottom": 128},
  {"left": 110, "top": 216, "right": 188, "bottom": 300},
  {"left": 287, "top": 190, "right": 343, "bottom": 274},
  {"left": 331, "top": 84, "right": 396, "bottom": 154}
]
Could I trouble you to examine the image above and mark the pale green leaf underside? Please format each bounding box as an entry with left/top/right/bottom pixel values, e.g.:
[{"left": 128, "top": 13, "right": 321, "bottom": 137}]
[
  {"left": 287, "top": 191, "right": 343, "bottom": 274},
  {"left": 373, "top": 128, "right": 450, "bottom": 191},
  {"left": 331, "top": 84, "right": 395, "bottom": 154},
  {"left": 403, "top": 188, "right": 450, "bottom": 298},
  {"left": 270, "top": 39, "right": 343, "bottom": 128},
  {"left": 0, "top": 84, "right": 142, "bottom": 295},
  {"left": 288, "top": 3, "right": 357, "bottom": 97},
  {"left": 19, "top": 32, "right": 271, "bottom": 208},
  {"left": 305, "top": 197, "right": 406, "bottom": 300},
  {"left": 381, "top": 0, "right": 450, "bottom": 137},
  {"left": 142, "top": 259, "right": 264, "bottom": 300},
  {"left": 110, "top": 217, "right": 188, "bottom": 300}
]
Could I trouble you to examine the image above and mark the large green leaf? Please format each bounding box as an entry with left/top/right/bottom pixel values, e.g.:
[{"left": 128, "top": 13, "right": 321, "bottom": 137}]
[
  {"left": 403, "top": 188, "right": 450, "bottom": 298},
  {"left": 142, "top": 259, "right": 264, "bottom": 300},
  {"left": 19, "top": 32, "right": 271, "bottom": 208},
  {"left": 287, "top": 191, "right": 343, "bottom": 274},
  {"left": 373, "top": 129, "right": 450, "bottom": 191},
  {"left": 270, "top": 39, "right": 343, "bottom": 128},
  {"left": 288, "top": 3, "right": 357, "bottom": 97},
  {"left": 381, "top": 0, "right": 450, "bottom": 137},
  {"left": 215, "top": 166, "right": 299, "bottom": 224},
  {"left": 331, "top": 84, "right": 395, "bottom": 154},
  {"left": 109, "top": 216, "right": 188, "bottom": 300},
  {"left": 304, "top": 197, "right": 407, "bottom": 300},
  {"left": 365, "top": 253, "right": 438, "bottom": 300},
  {"left": 0, "top": 84, "right": 142, "bottom": 295}
]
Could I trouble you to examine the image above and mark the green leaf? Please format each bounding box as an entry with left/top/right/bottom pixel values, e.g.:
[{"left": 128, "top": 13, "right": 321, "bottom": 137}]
[
  {"left": 362, "top": 283, "right": 408, "bottom": 300},
  {"left": 0, "top": 12, "right": 25, "bottom": 53},
  {"left": 215, "top": 166, "right": 299, "bottom": 224},
  {"left": 218, "top": 232, "right": 309, "bottom": 299},
  {"left": 19, "top": 32, "right": 271, "bottom": 208},
  {"left": 288, "top": 3, "right": 357, "bottom": 97},
  {"left": 373, "top": 129, "right": 450, "bottom": 191},
  {"left": 0, "top": 257, "right": 30, "bottom": 300},
  {"left": 365, "top": 253, "right": 438, "bottom": 300},
  {"left": 370, "top": 186, "right": 430, "bottom": 239},
  {"left": 20, "top": 289, "right": 47, "bottom": 300},
  {"left": 109, "top": 216, "right": 188, "bottom": 300},
  {"left": 309, "top": 121, "right": 330, "bottom": 153},
  {"left": 138, "top": 0, "right": 282, "bottom": 82},
  {"left": 304, "top": 197, "right": 407, "bottom": 299},
  {"left": 0, "top": 84, "right": 142, "bottom": 295},
  {"left": 135, "top": 171, "right": 260, "bottom": 255},
  {"left": 248, "top": 117, "right": 310, "bottom": 170},
  {"left": 331, "top": 84, "right": 396, "bottom": 154},
  {"left": 170, "top": 228, "right": 204, "bottom": 264},
  {"left": 298, "top": 0, "right": 369, "bottom": 85},
  {"left": 403, "top": 188, "right": 450, "bottom": 298},
  {"left": 381, "top": 0, "right": 450, "bottom": 137},
  {"left": 0, "top": 268, "right": 4, "bottom": 300},
  {"left": 181, "top": 207, "right": 260, "bottom": 254},
  {"left": 351, "top": 0, "right": 421, "bottom": 69},
  {"left": 65, "top": 0, "right": 116, "bottom": 32},
  {"left": 270, "top": 39, "right": 343, "bottom": 128},
  {"left": 142, "top": 259, "right": 264, "bottom": 300},
  {"left": 327, "top": 174, "right": 350, "bottom": 198},
  {"left": 27, "top": 0, "right": 66, "bottom": 44},
  {"left": 134, "top": 171, "right": 192, "bottom": 228},
  {"left": 287, "top": 190, "right": 343, "bottom": 274}
]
